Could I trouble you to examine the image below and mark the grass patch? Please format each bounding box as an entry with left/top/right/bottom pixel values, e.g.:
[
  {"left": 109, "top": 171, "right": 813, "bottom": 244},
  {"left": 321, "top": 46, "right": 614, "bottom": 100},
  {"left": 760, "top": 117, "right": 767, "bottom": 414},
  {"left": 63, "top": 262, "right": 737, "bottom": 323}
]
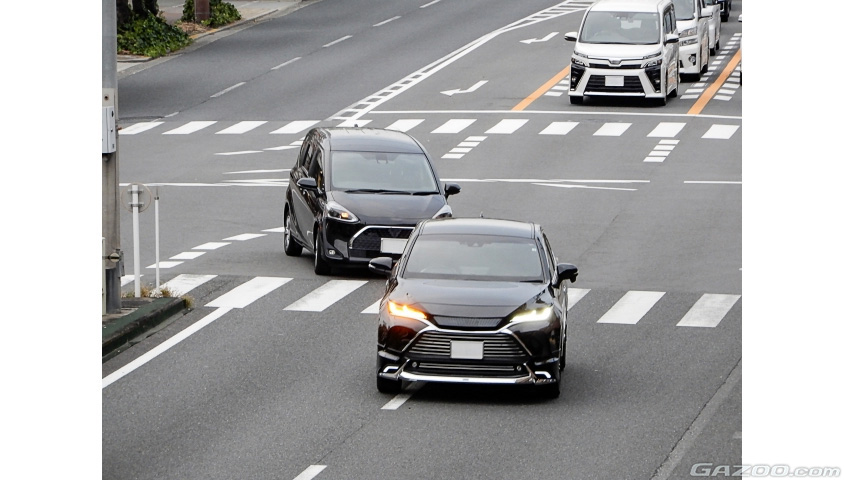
[{"left": 117, "top": 13, "right": 193, "bottom": 58}]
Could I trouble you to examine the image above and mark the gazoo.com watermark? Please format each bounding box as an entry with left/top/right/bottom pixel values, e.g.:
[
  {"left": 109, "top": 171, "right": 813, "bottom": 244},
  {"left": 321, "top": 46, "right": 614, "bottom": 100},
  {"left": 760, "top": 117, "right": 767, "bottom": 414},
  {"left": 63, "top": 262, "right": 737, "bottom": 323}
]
[{"left": 690, "top": 463, "right": 841, "bottom": 477}]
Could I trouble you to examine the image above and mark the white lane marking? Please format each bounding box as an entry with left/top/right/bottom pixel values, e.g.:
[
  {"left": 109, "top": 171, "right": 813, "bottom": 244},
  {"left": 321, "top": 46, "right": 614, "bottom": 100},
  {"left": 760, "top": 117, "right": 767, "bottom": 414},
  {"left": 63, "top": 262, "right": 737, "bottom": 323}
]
[
  {"left": 262, "top": 227, "right": 286, "bottom": 233},
  {"left": 293, "top": 465, "right": 327, "bottom": 480},
  {"left": 210, "top": 82, "right": 246, "bottom": 98},
  {"left": 284, "top": 280, "right": 368, "bottom": 312},
  {"left": 646, "top": 150, "right": 671, "bottom": 157},
  {"left": 373, "top": 16, "right": 401, "bottom": 27},
  {"left": 216, "top": 121, "right": 267, "bottom": 134},
  {"left": 653, "top": 145, "right": 675, "bottom": 151},
  {"left": 270, "top": 120, "right": 319, "bottom": 134},
  {"left": 432, "top": 119, "right": 476, "bottom": 134},
  {"left": 647, "top": 122, "right": 686, "bottom": 138},
  {"left": 659, "top": 139, "right": 680, "bottom": 145},
  {"left": 702, "top": 124, "right": 740, "bottom": 139},
  {"left": 146, "top": 261, "right": 182, "bottom": 269},
  {"left": 121, "top": 274, "right": 141, "bottom": 286},
  {"left": 458, "top": 141, "right": 481, "bottom": 147},
  {"left": 102, "top": 307, "right": 233, "bottom": 389},
  {"left": 337, "top": 119, "right": 372, "bottom": 127},
  {"left": 520, "top": 32, "right": 559, "bottom": 44},
  {"left": 385, "top": 119, "right": 424, "bottom": 132},
  {"left": 120, "top": 121, "right": 163, "bottom": 135},
  {"left": 224, "top": 233, "right": 266, "bottom": 241},
  {"left": 539, "top": 121, "right": 578, "bottom": 135},
  {"left": 533, "top": 183, "right": 637, "bottom": 191},
  {"left": 207, "top": 277, "right": 292, "bottom": 309},
  {"left": 170, "top": 251, "right": 205, "bottom": 260},
  {"left": 323, "top": 35, "right": 352, "bottom": 48},
  {"left": 362, "top": 300, "right": 380, "bottom": 314},
  {"left": 420, "top": 0, "right": 442, "bottom": 7},
  {"left": 215, "top": 151, "right": 263, "bottom": 156},
  {"left": 465, "top": 136, "right": 487, "bottom": 141},
  {"left": 163, "top": 121, "right": 217, "bottom": 135},
  {"left": 676, "top": 294, "right": 741, "bottom": 328},
  {"left": 597, "top": 291, "right": 665, "bottom": 324},
  {"left": 594, "top": 123, "right": 631, "bottom": 136},
  {"left": 160, "top": 274, "right": 217, "bottom": 295},
  {"left": 441, "top": 80, "right": 488, "bottom": 96},
  {"left": 450, "top": 148, "right": 472, "bottom": 153},
  {"left": 568, "top": 288, "right": 590, "bottom": 310},
  {"left": 684, "top": 181, "right": 741, "bottom": 184},
  {"left": 485, "top": 118, "right": 529, "bottom": 134},
  {"left": 193, "top": 242, "right": 230, "bottom": 250},
  {"left": 271, "top": 56, "right": 301, "bottom": 70},
  {"left": 381, "top": 381, "right": 425, "bottom": 410},
  {"left": 442, "top": 153, "right": 464, "bottom": 159}
]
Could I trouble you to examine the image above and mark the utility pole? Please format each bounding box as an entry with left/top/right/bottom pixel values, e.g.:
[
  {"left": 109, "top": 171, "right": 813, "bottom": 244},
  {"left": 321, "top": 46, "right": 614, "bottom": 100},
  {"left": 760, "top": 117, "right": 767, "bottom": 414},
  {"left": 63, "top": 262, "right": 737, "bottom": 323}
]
[
  {"left": 103, "top": 0, "right": 122, "bottom": 313},
  {"left": 196, "top": 0, "right": 211, "bottom": 22}
]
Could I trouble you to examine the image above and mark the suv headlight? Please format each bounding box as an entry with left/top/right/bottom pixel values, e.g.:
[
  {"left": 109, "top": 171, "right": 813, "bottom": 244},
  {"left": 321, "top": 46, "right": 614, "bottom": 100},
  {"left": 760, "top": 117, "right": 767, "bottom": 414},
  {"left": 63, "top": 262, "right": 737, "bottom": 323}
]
[
  {"left": 326, "top": 201, "right": 359, "bottom": 223},
  {"left": 509, "top": 306, "right": 554, "bottom": 325},
  {"left": 432, "top": 204, "right": 453, "bottom": 219},
  {"left": 679, "top": 27, "right": 697, "bottom": 38},
  {"left": 571, "top": 56, "right": 588, "bottom": 67},
  {"left": 642, "top": 58, "right": 662, "bottom": 68}
]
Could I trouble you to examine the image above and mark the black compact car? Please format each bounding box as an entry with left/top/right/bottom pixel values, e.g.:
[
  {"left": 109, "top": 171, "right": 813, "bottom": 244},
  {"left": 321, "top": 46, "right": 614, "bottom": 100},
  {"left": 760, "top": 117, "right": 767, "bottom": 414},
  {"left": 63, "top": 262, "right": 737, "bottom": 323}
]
[
  {"left": 369, "top": 218, "right": 579, "bottom": 398},
  {"left": 283, "top": 128, "right": 461, "bottom": 275}
]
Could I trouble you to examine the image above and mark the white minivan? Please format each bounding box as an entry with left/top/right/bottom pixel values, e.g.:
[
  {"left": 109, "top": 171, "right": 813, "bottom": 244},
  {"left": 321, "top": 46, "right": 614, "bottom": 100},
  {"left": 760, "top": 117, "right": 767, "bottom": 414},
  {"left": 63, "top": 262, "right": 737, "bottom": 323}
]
[
  {"left": 565, "top": 0, "right": 680, "bottom": 106},
  {"left": 674, "top": 0, "right": 715, "bottom": 80}
]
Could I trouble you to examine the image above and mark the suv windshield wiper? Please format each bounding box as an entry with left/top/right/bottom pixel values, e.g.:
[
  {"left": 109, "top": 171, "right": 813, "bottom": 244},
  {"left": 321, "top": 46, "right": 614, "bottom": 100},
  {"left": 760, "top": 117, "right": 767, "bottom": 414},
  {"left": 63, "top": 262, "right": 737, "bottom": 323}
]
[
  {"left": 343, "top": 188, "right": 410, "bottom": 195},
  {"left": 410, "top": 191, "right": 440, "bottom": 196}
]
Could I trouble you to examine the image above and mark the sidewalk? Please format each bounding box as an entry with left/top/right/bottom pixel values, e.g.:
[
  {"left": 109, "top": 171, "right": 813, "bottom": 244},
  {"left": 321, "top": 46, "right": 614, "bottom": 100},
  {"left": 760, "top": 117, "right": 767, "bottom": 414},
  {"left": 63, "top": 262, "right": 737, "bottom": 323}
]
[
  {"left": 117, "top": 0, "right": 305, "bottom": 73},
  {"left": 105, "top": 0, "right": 306, "bottom": 359}
]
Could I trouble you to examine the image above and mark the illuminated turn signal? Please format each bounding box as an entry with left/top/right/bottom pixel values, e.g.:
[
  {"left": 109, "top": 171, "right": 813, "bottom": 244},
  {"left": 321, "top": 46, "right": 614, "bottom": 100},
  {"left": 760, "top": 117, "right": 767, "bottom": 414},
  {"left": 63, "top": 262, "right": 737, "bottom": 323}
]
[{"left": 388, "top": 301, "right": 428, "bottom": 321}]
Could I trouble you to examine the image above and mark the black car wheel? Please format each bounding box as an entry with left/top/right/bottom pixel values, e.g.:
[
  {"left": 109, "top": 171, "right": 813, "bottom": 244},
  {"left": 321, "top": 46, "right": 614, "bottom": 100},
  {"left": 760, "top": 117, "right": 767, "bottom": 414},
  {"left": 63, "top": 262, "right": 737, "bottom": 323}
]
[
  {"left": 284, "top": 210, "right": 302, "bottom": 257},
  {"left": 376, "top": 356, "right": 402, "bottom": 394},
  {"left": 313, "top": 228, "right": 331, "bottom": 275}
]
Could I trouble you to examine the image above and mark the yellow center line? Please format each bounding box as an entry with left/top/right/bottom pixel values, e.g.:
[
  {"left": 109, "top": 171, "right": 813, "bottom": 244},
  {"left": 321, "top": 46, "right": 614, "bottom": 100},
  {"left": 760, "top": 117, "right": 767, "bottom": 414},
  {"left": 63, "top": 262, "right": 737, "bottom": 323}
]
[
  {"left": 512, "top": 66, "right": 571, "bottom": 111},
  {"left": 687, "top": 48, "right": 742, "bottom": 115}
]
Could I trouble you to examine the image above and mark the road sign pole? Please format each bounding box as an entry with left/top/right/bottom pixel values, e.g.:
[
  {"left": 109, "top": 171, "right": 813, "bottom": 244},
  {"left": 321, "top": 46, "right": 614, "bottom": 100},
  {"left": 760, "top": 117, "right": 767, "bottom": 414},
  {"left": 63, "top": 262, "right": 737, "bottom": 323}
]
[
  {"left": 154, "top": 188, "right": 160, "bottom": 291},
  {"left": 132, "top": 184, "right": 142, "bottom": 298}
]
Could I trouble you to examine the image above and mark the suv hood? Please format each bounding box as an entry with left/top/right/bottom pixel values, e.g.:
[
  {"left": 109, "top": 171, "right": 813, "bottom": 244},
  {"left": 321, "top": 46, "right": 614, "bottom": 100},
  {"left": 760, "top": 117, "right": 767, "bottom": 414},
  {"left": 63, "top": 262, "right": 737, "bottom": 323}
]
[
  {"left": 389, "top": 279, "right": 548, "bottom": 318},
  {"left": 330, "top": 191, "right": 446, "bottom": 225},
  {"left": 575, "top": 42, "right": 662, "bottom": 60}
]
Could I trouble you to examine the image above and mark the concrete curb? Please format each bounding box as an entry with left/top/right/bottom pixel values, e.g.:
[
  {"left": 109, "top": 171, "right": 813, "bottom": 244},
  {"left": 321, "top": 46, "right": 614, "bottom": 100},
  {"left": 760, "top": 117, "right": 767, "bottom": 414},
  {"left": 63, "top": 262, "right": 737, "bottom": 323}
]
[{"left": 102, "top": 297, "right": 187, "bottom": 358}]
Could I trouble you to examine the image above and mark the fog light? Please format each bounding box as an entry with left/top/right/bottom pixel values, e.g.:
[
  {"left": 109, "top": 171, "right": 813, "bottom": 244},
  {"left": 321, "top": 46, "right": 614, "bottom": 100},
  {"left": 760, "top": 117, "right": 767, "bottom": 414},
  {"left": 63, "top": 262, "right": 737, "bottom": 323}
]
[
  {"left": 412, "top": 361, "right": 418, "bottom": 368},
  {"left": 328, "top": 249, "right": 336, "bottom": 255},
  {"left": 516, "top": 365, "right": 523, "bottom": 372}
]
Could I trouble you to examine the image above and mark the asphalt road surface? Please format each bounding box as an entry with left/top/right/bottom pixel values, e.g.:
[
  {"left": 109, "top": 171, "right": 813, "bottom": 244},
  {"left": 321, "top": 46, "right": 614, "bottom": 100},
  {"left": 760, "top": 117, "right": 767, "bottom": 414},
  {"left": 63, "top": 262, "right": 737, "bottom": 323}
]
[{"left": 104, "top": 1, "right": 744, "bottom": 479}]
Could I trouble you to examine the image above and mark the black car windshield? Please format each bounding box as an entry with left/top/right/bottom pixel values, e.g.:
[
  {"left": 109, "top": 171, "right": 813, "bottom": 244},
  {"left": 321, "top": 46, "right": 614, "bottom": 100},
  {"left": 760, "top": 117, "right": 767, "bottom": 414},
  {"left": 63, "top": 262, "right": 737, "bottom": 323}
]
[
  {"left": 674, "top": 0, "right": 695, "bottom": 20},
  {"left": 330, "top": 151, "right": 439, "bottom": 193},
  {"left": 403, "top": 234, "right": 545, "bottom": 282},
  {"left": 579, "top": 11, "right": 660, "bottom": 44}
]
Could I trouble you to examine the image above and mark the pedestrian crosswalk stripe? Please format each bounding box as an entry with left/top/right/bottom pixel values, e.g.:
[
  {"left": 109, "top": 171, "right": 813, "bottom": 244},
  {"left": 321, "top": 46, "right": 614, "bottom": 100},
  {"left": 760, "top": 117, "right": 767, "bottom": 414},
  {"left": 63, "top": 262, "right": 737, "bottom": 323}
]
[
  {"left": 270, "top": 120, "right": 319, "bottom": 134},
  {"left": 676, "top": 294, "right": 740, "bottom": 328},
  {"left": 160, "top": 274, "right": 217, "bottom": 296},
  {"left": 568, "top": 288, "right": 590, "bottom": 310},
  {"left": 594, "top": 123, "right": 631, "bottom": 136},
  {"left": 648, "top": 122, "right": 686, "bottom": 138},
  {"left": 597, "top": 290, "right": 665, "bottom": 324},
  {"left": 702, "top": 124, "right": 740, "bottom": 139},
  {"left": 362, "top": 300, "right": 380, "bottom": 314},
  {"left": 386, "top": 119, "right": 424, "bottom": 132},
  {"left": 485, "top": 119, "right": 529, "bottom": 134},
  {"left": 120, "top": 121, "right": 162, "bottom": 135},
  {"left": 540, "top": 121, "right": 578, "bottom": 135},
  {"left": 432, "top": 119, "right": 476, "bottom": 134},
  {"left": 163, "top": 121, "right": 217, "bottom": 135},
  {"left": 284, "top": 280, "right": 368, "bottom": 312},
  {"left": 207, "top": 277, "right": 292, "bottom": 309},
  {"left": 216, "top": 121, "right": 267, "bottom": 134}
]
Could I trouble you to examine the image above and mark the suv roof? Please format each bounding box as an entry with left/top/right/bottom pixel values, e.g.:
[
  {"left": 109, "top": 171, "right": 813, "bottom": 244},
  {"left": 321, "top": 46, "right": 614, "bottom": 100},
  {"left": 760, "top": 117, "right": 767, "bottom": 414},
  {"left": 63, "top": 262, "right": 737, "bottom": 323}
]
[
  {"left": 321, "top": 127, "right": 423, "bottom": 154},
  {"left": 589, "top": 0, "right": 669, "bottom": 13},
  {"left": 420, "top": 218, "right": 537, "bottom": 238}
]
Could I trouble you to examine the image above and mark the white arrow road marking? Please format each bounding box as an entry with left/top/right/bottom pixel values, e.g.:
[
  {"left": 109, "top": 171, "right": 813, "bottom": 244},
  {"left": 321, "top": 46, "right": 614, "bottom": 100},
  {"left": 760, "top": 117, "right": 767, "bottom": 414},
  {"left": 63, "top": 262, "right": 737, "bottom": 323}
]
[
  {"left": 520, "top": 32, "right": 558, "bottom": 44},
  {"left": 441, "top": 80, "right": 488, "bottom": 96}
]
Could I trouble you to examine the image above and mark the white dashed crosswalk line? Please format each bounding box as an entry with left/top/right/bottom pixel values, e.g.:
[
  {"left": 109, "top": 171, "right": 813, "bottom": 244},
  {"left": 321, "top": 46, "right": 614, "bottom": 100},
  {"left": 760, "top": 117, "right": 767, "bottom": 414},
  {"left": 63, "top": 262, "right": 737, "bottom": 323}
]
[
  {"left": 485, "top": 119, "right": 529, "bottom": 134},
  {"left": 270, "top": 120, "right": 319, "bottom": 134},
  {"left": 597, "top": 290, "right": 665, "bottom": 324},
  {"left": 284, "top": 280, "right": 368, "bottom": 312},
  {"left": 386, "top": 119, "right": 424, "bottom": 132},
  {"left": 207, "top": 277, "right": 292, "bottom": 309},
  {"left": 676, "top": 294, "right": 740, "bottom": 328},
  {"left": 159, "top": 274, "right": 217, "bottom": 296},
  {"left": 163, "top": 121, "right": 217, "bottom": 135},
  {"left": 568, "top": 288, "right": 590, "bottom": 310},
  {"left": 594, "top": 123, "right": 631, "bottom": 136},
  {"left": 540, "top": 121, "right": 578, "bottom": 135},
  {"left": 702, "top": 124, "right": 740, "bottom": 139},
  {"left": 648, "top": 122, "right": 685, "bottom": 138},
  {"left": 432, "top": 119, "right": 476, "bottom": 134},
  {"left": 120, "top": 121, "right": 163, "bottom": 135},
  {"left": 216, "top": 121, "right": 267, "bottom": 134}
]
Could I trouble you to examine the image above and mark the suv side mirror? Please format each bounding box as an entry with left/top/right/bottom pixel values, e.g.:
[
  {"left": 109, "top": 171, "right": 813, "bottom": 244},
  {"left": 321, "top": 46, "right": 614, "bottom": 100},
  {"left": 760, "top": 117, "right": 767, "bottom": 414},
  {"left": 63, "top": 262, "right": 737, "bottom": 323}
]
[
  {"left": 297, "top": 177, "right": 318, "bottom": 191},
  {"left": 556, "top": 263, "right": 578, "bottom": 283},
  {"left": 665, "top": 33, "right": 679, "bottom": 44},
  {"left": 564, "top": 32, "right": 578, "bottom": 42},
  {"left": 369, "top": 257, "right": 394, "bottom": 276},
  {"left": 444, "top": 183, "right": 461, "bottom": 198}
]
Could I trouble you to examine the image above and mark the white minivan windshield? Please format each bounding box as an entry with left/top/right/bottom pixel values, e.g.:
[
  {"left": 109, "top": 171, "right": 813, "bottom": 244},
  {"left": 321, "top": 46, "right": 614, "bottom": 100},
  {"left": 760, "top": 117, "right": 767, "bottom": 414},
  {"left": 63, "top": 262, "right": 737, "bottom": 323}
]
[{"left": 579, "top": 11, "right": 661, "bottom": 45}]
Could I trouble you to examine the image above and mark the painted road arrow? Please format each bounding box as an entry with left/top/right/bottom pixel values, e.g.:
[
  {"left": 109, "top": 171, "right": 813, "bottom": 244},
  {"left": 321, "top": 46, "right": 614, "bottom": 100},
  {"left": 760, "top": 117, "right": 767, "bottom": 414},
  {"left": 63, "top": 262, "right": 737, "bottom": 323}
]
[
  {"left": 441, "top": 80, "right": 488, "bottom": 96},
  {"left": 520, "top": 32, "right": 559, "bottom": 44}
]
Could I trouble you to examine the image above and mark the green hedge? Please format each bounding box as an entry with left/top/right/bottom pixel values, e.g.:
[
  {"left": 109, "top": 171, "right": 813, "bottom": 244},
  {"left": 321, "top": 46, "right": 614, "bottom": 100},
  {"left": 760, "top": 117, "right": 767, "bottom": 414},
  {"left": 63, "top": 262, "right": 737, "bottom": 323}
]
[
  {"left": 181, "top": 0, "right": 242, "bottom": 28},
  {"left": 117, "top": 14, "right": 193, "bottom": 58}
]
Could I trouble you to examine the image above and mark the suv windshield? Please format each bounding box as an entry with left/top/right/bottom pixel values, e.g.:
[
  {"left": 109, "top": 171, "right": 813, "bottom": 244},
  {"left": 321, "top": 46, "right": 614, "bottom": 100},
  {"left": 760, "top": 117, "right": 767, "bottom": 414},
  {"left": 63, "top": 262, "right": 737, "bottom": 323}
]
[
  {"left": 579, "top": 11, "right": 661, "bottom": 45},
  {"left": 404, "top": 234, "right": 545, "bottom": 282},
  {"left": 674, "top": 0, "right": 695, "bottom": 20},
  {"left": 329, "top": 151, "right": 439, "bottom": 193}
]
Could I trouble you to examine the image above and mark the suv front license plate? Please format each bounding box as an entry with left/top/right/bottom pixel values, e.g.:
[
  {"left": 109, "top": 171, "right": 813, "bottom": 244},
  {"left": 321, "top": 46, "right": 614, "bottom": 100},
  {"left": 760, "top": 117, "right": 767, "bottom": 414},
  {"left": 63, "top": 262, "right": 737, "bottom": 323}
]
[
  {"left": 605, "top": 75, "right": 624, "bottom": 87},
  {"left": 451, "top": 341, "right": 484, "bottom": 360},
  {"left": 380, "top": 238, "right": 407, "bottom": 254}
]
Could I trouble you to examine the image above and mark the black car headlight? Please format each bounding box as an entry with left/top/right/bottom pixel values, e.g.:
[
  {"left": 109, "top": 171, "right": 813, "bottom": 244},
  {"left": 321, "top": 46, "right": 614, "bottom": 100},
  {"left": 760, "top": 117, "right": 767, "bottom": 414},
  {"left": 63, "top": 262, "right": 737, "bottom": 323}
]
[
  {"left": 509, "top": 305, "right": 554, "bottom": 325},
  {"left": 326, "top": 201, "right": 359, "bottom": 223},
  {"left": 432, "top": 204, "right": 453, "bottom": 219}
]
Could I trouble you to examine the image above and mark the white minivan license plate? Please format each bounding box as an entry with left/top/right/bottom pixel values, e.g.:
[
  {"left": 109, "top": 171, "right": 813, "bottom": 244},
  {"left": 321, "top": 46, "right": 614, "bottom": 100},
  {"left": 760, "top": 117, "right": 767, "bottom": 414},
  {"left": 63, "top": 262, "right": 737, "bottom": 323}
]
[
  {"left": 451, "top": 341, "right": 484, "bottom": 360},
  {"left": 605, "top": 75, "right": 624, "bottom": 87},
  {"left": 380, "top": 238, "right": 407, "bottom": 254}
]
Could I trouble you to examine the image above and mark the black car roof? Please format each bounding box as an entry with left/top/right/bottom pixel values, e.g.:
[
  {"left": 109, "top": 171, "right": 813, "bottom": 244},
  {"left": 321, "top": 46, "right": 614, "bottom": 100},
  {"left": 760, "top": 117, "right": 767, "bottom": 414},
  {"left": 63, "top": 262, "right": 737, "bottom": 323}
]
[
  {"left": 420, "top": 218, "right": 536, "bottom": 238},
  {"left": 322, "top": 128, "right": 424, "bottom": 154}
]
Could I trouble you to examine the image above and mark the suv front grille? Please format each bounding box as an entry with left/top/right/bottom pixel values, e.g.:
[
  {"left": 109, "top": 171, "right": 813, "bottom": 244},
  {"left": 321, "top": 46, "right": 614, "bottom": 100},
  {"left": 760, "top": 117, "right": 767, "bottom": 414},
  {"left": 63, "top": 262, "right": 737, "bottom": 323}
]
[
  {"left": 433, "top": 316, "right": 503, "bottom": 329},
  {"left": 349, "top": 226, "right": 413, "bottom": 251},
  {"left": 586, "top": 75, "right": 645, "bottom": 94},
  {"left": 407, "top": 331, "right": 526, "bottom": 360}
]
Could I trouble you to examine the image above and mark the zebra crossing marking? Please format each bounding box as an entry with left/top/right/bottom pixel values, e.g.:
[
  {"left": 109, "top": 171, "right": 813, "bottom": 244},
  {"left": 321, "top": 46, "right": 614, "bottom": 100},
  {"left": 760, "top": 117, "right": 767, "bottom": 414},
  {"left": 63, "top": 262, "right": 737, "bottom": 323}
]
[
  {"left": 284, "top": 280, "right": 368, "bottom": 312},
  {"left": 702, "top": 124, "right": 739, "bottom": 139},
  {"left": 594, "top": 123, "right": 631, "bottom": 136},
  {"left": 386, "top": 119, "right": 424, "bottom": 132},
  {"left": 207, "top": 277, "right": 292, "bottom": 309},
  {"left": 597, "top": 290, "right": 665, "bottom": 324},
  {"left": 120, "top": 121, "right": 162, "bottom": 135},
  {"left": 676, "top": 294, "right": 740, "bottom": 328},
  {"left": 216, "top": 121, "right": 267, "bottom": 134},
  {"left": 432, "top": 119, "right": 476, "bottom": 134},
  {"left": 270, "top": 120, "right": 319, "bottom": 134},
  {"left": 485, "top": 119, "right": 529, "bottom": 134},
  {"left": 159, "top": 274, "right": 217, "bottom": 296},
  {"left": 163, "top": 121, "right": 216, "bottom": 135},
  {"left": 540, "top": 121, "right": 578, "bottom": 135}
]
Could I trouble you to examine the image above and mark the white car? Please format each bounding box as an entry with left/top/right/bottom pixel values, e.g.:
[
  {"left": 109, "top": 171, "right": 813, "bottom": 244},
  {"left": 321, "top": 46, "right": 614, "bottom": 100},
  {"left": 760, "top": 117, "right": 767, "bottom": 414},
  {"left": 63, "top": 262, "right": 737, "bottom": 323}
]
[
  {"left": 703, "top": 0, "right": 721, "bottom": 54},
  {"left": 564, "top": 0, "right": 680, "bottom": 106},
  {"left": 674, "top": 0, "right": 711, "bottom": 80}
]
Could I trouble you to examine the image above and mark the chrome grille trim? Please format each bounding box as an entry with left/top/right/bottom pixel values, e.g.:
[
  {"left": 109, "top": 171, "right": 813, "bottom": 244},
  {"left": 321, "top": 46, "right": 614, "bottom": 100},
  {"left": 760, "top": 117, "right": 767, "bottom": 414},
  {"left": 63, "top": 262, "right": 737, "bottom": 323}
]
[
  {"left": 407, "top": 331, "right": 526, "bottom": 359},
  {"left": 349, "top": 225, "right": 414, "bottom": 250},
  {"left": 433, "top": 316, "right": 503, "bottom": 329}
]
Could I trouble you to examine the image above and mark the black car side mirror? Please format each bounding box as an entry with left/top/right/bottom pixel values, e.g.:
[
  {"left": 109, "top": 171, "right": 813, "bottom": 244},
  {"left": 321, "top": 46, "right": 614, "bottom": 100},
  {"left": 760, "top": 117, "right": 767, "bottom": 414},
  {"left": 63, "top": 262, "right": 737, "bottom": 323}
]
[
  {"left": 369, "top": 257, "right": 394, "bottom": 276},
  {"left": 297, "top": 177, "right": 318, "bottom": 190},
  {"left": 556, "top": 263, "right": 578, "bottom": 283},
  {"left": 444, "top": 183, "right": 461, "bottom": 198}
]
